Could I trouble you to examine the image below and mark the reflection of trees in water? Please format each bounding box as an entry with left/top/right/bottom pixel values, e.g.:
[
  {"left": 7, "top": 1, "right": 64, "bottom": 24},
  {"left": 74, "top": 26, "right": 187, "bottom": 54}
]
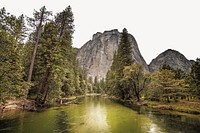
[
  {"left": 0, "top": 111, "right": 26, "bottom": 133},
  {"left": 0, "top": 118, "right": 16, "bottom": 132},
  {"left": 0, "top": 116, "right": 20, "bottom": 132},
  {"left": 55, "top": 111, "right": 71, "bottom": 133},
  {"left": 143, "top": 110, "right": 200, "bottom": 133}
]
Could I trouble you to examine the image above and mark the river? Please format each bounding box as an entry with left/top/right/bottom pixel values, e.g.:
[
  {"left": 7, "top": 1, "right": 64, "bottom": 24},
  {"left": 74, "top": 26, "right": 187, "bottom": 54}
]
[{"left": 0, "top": 96, "right": 200, "bottom": 133}]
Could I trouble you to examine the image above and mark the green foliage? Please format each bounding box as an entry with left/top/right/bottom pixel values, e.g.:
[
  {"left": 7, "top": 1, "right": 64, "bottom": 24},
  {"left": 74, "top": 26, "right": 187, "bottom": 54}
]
[
  {"left": 173, "top": 68, "right": 186, "bottom": 80},
  {"left": 116, "top": 28, "right": 134, "bottom": 78},
  {"left": 37, "top": 22, "right": 64, "bottom": 103},
  {"left": 189, "top": 58, "right": 200, "bottom": 97},
  {"left": 0, "top": 8, "right": 27, "bottom": 101},
  {"left": 106, "top": 28, "right": 134, "bottom": 99},
  {"left": 106, "top": 70, "right": 118, "bottom": 95},
  {"left": 93, "top": 77, "right": 106, "bottom": 94},
  {"left": 123, "top": 64, "right": 150, "bottom": 101},
  {"left": 161, "top": 63, "right": 186, "bottom": 80},
  {"left": 146, "top": 70, "right": 189, "bottom": 102},
  {"left": 0, "top": 6, "right": 87, "bottom": 104},
  {"left": 55, "top": 6, "right": 74, "bottom": 41},
  {"left": 27, "top": 6, "right": 52, "bottom": 82},
  {"left": 0, "top": 43, "right": 26, "bottom": 101}
]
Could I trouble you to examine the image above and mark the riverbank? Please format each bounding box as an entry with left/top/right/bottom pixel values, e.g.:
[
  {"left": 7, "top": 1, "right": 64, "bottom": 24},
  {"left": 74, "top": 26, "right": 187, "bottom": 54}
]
[
  {"left": 60, "top": 93, "right": 101, "bottom": 105},
  {"left": 142, "top": 100, "right": 200, "bottom": 114},
  {"left": 111, "top": 97, "right": 200, "bottom": 115},
  {"left": 2, "top": 94, "right": 199, "bottom": 115},
  {"left": 0, "top": 93, "right": 102, "bottom": 113},
  {"left": 0, "top": 99, "right": 36, "bottom": 113}
]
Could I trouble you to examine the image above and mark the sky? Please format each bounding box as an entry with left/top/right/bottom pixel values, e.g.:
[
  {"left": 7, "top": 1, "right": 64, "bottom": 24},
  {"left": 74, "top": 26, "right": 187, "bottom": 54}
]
[{"left": 1, "top": 0, "right": 200, "bottom": 64}]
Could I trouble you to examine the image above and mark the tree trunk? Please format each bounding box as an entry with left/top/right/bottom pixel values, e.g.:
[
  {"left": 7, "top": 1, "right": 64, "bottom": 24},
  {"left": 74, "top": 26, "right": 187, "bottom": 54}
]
[
  {"left": 36, "top": 67, "right": 51, "bottom": 103},
  {"left": 42, "top": 86, "right": 49, "bottom": 104},
  {"left": 27, "top": 42, "right": 39, "bottom": 82},
  {"left": 27, "top": 7, "right": 45, "bottom": 82},
  {"left": 136, "top": 92, "right": 140, "bottom": 101}
]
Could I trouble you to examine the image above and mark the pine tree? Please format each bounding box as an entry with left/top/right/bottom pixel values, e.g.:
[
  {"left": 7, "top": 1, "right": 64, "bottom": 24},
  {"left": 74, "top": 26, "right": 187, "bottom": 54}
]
[
  {"left": 55, "top": 6, "right": 77, "bottom": 97},
  {"left": 0, "top": 8, "right": 27, "bottom": 101},
  {"left": 117, "top": 28, "right": 134, "bottom": 77},
  {"left": 27, "top": 6, "right": 52, "bottom": 82},
  {"left": 106, "top": 28, "right": 134, "bottom": 99},
  {"left": 34, "top": 22, "right": 65, "bottom": 103},
  {"left": 55, "top": 6, "right": 74, "bottom": 41}
]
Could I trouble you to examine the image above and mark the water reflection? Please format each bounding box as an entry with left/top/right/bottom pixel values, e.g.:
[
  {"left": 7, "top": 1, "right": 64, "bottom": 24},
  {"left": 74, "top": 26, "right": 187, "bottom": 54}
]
[
  {"left": 55, "top": 111, "right": 71, "bottom": 133},
  {"left": 0, "top": 96, "right": 200, "bottom": 133},
  {"left": 0, "top": 111, "right": 25, "bottom": 133},
  {"left": 66, "top": 96, "right": 166, "bottom": 133},
  {"left": 145, "top": 111, "right": 200, "bottom": 133},
  {"left": 70, "top": 96, "right": 110, "bottom": 133}
]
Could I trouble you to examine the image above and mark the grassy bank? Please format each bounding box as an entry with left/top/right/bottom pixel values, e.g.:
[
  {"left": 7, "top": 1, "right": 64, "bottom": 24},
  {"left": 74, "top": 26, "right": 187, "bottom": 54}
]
[
  {"left": 141, "top": 100, "right": 200, "bottom": 114},
  {"left": 107, "top": 96, "right": 200, "bottom": 115}
]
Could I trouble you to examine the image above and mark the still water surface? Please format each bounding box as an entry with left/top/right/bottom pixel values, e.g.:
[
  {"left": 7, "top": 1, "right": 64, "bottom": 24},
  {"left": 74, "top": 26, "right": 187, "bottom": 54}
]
[{"left": 0, "top": 96, "right": 200, "bottom": 133}]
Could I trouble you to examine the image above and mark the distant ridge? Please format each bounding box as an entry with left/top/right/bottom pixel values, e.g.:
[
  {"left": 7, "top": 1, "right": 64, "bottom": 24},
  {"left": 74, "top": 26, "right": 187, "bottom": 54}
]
[{"left": 148, "top": 49, "right": 193, "bottom": 72}]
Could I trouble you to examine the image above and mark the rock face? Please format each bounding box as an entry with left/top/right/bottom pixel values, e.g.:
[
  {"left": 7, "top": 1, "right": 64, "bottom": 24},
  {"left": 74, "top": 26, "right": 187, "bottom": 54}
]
[
  {"left": 149, "top": 49, "right": 193, "bottom": 72},
  {"left": 76, "top": 29, "right": 148, "bottom": 81}
]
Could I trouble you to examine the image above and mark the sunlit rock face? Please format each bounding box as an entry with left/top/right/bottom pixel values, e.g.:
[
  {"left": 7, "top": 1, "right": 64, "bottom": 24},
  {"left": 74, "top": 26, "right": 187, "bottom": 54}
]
[
  {"left": 149, "top": 49, "right": 193, "bottom": 72},
  {"left": 76, "top": 29, "right": 149, "bottom": 81}
]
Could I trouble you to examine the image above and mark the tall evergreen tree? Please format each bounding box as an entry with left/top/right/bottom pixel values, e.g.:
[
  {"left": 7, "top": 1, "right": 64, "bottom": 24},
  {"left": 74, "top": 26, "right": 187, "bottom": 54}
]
[
  {"left": 106, "top": 28, "right": 134, "bottom": 99},
  {"left": 117, "top": 28, "right": 134, "bottom": 77},
  {"left": 0, "top": 8, "right": 27, "bottom": 101},
  {"left": 27, "top": 6, "right": 52, "bottom": 82},
  {"left": 55, "top": 6, "right": 77, "bottom": 97},
  {"left": 55, "top": 6, "right": 74, "bottom": 41}
]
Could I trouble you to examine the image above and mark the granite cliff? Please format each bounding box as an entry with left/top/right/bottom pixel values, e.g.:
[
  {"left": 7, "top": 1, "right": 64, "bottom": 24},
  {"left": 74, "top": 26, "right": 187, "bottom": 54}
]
[
  {"left": 149, "top": 49, "right": 193, "bottom": 72},
  {"left": 76, "top": 29, "right": 148, "bottom": 81}
]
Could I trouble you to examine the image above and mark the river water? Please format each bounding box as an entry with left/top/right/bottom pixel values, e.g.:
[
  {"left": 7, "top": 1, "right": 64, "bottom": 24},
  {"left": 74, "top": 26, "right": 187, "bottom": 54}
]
[{"left": 0, "top": 96, "right": 200, "bottom": 133}]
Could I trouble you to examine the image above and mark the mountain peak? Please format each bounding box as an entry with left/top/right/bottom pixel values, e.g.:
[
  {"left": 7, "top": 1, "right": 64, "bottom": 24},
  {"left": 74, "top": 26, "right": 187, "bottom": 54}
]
[
  {"left": 103, "top": 29, "right": 119, "bottom": 34},
  {"left": 77, "top": 29, "right": 148, "bottom": 81},
  {"left": 149, "top": 49, "right": 192, "bottom": 72}
]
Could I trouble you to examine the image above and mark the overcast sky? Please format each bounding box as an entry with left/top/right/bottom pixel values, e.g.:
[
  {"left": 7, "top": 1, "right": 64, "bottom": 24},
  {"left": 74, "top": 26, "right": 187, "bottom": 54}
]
[{"left": 1, "top": 0, "right": 200, "bottom": 64}]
